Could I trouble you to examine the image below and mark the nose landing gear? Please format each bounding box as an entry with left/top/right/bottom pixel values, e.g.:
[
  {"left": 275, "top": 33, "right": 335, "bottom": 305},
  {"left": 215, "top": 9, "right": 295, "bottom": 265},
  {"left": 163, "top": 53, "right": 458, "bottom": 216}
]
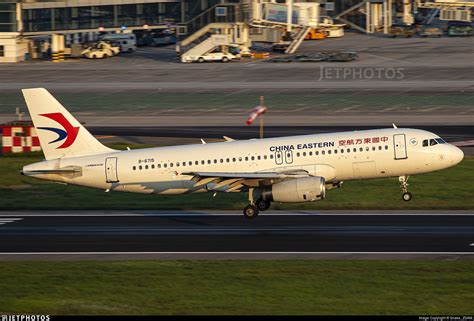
[{"left": 399, "top": 175, "right": 412, "bottom": 201}]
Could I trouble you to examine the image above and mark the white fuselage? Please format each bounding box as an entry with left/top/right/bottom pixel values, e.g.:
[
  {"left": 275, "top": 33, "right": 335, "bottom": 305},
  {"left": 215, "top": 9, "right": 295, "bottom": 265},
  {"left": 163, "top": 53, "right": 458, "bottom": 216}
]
[{"left": 23, "top": 128, "right": 464, "bottom": 196}]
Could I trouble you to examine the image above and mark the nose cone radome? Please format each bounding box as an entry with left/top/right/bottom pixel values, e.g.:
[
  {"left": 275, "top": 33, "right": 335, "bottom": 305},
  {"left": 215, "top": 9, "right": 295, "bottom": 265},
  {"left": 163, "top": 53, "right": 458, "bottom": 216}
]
[{"left": 450, "top": 145, "right": 464, "bottom": 165}]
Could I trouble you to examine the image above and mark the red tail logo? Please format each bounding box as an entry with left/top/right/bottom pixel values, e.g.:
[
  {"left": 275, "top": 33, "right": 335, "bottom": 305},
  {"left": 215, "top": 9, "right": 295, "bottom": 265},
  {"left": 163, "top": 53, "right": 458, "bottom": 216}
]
[{"left": 38, "top": 113, "right": 80, "bottom": 149}]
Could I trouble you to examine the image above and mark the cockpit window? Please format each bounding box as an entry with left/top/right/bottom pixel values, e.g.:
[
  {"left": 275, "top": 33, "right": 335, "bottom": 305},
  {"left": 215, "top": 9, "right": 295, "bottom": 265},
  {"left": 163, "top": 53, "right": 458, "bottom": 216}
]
[{"left": 423, "top": 138, "right": 446, "bottom": 147}]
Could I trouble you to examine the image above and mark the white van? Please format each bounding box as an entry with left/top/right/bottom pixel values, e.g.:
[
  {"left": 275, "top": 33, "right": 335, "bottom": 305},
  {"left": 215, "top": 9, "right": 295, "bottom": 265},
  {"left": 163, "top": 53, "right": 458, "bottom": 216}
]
[{"left": 99, "top": 33, "right": 137, "bottom": 53}]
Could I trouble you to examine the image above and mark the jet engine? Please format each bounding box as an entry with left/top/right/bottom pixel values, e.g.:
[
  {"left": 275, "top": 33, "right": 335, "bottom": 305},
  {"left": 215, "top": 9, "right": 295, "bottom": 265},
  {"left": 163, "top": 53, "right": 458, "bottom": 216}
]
[{"left": 261, "top": 177, "right": 326, "bottom": 203}]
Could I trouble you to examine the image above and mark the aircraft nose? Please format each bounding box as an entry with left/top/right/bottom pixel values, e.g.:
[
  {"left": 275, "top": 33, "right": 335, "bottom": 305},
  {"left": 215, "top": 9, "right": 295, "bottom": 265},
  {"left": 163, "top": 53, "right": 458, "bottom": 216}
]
[{"left": 450, "top": 145, "right": 464, "bottom": 165}]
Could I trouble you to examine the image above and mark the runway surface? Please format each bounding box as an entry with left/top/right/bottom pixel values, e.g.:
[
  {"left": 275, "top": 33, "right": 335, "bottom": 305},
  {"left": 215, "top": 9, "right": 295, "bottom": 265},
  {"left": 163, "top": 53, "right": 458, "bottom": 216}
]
[
  {"left": 0, "top": 211, "right": 473, "bottom": 260},
  {"left": 89, "top": 125, "right": 474, "bottom": 143}
]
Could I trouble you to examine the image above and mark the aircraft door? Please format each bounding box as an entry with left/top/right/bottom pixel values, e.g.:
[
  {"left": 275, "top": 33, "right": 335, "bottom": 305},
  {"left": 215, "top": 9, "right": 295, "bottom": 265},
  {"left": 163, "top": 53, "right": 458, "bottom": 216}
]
[
  {"left": 284, "top": 150, "right": 293, "bottom": 164},
  {"left": 275, "top": 151, "right": 283, "bottom": 165},
  {"left": 393, "top": 134, "right": 408, "bottom": 160},
  {"left": 105, "top": 157, "right": 119, "bottom": 183}
]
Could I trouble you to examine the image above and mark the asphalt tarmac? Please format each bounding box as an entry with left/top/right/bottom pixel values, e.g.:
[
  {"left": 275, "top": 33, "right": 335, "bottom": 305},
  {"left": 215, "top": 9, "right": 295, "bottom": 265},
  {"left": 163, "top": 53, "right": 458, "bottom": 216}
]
[{"left": 0, "top": 211, "right": 472, "bottom": 260}]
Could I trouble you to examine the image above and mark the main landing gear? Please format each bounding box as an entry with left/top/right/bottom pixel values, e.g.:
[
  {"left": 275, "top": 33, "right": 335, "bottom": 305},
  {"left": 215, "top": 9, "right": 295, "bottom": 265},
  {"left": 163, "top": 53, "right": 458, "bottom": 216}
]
[
  {"left": 399, "top": 175, "right": 412, "bottom": 202},
  {"left": 243, "top": 188, "right": 271, "bottom": 219}
]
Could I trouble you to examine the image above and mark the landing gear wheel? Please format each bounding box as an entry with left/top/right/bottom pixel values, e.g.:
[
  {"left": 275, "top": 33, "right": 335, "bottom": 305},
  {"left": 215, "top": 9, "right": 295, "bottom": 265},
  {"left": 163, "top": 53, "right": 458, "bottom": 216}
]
[
  {"left": 243, "top": 205, "right": 259, "bottom": 219},
  {"left": 198, "top": 57, "right": 205, "bottom": 63},
  {"left": 222, "top": 57, "right": 229, "bottom": 62},
  {"left": 402, "top": 192, "right": 412, "bottom": 202},
  {"left": 256, "top": 198, "right": 271, "bottom": 211}
]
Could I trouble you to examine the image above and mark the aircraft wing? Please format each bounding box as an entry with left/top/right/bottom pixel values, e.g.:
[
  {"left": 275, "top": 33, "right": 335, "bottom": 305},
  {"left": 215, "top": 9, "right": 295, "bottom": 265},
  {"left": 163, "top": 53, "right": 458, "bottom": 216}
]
[
  {"left": 180, "top": 170, "right": 311, "bottom": 193},
  {"left": 181, "top": 170, "right": 310, "bottom": 179}
]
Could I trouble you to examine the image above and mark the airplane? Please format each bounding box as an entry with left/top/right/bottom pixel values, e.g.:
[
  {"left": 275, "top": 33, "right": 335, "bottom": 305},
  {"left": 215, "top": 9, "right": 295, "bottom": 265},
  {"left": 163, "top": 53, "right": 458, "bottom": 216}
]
[{"left": 21, "top": 88, "right": 464, "bottom": 219}]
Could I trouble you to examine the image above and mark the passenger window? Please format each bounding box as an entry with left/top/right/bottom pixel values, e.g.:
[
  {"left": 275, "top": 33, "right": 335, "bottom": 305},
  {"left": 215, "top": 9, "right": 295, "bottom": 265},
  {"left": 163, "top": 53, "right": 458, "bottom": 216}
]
[
  {"left": 334, "top": 150, "right": 337, "bottom": 154},
  {"left": 264, "top": 155, "right": 267, "bottom": 160},
  {"left": 133, "top": 166, "right": 136, "bottom": 170},
  {"left": 188, "top": 161, "right": 192, "bottom": 166},
  {"left": 385, "top": 145, "right": 388, "bottom": 150},
  {"left": 297, "top": 152, "right": 300, "bottom": 157},
  {"left": 239, "top": 157, "right": 243, "bottom": 162},
  {"left": 164, "top": 164, "right": 167, "bottom": 168},
  {"left": 270, "top": 155, "right": 274, "bottom": 159},
  {"left": 158, "top": 164, "right": 161, "bottom": 168},
  {"left": 201, "top": 160, "right": 205, "bottom": 165},
  {"left": 366, "top": 147, "right": 369, "bottom": 151},
  {"left": 315, "top": 151, "right": 319, "bottom": 155},
  {"left": 220, "top": 159, "right": 224, "bottom": 163},
  {"left": 303, "top": 152, "right": 306, "bottom": 157},
  {"left": 151, "top": 164, "right": 155, "bottom": 169},
  {"left": 359, "top": 147, "right": 363, "bottom": 152},
  {"left": 372, "top": 146, "right": 376, "bottom": 151},
  {"left": 257, "top": 156, "right": 261, "bottom": 160},
  {"left": 170, "top": 163, "right": 173, "bottom": 168},
  {"left": 176, "top": 163, "right": 179, "bottom": 167},
  {"left": 226, "top": 158, "right": 230, "bottom": 163},
  {"left": 214, "top": 159, "right": 217, "bottom": 164},
  {"left": 251, "top": 156, "right": 255, "bottom": 161},
  {"left": 139, "top": 165, "right": 142, "bottom": 170},
  {"left": 328, "top": 150, "right": 332, "bottom": 154},
  {"left": 145, "top": 165, "right": 149, "bottom": 169},
  {"left": 207, "top": 160, "right": 211, "bottom": 164},
  {"left": 309, "top": 151, "right": 313, "bottom": 156},
  {"left": 340, "top": 149, "right": 344, "bottom": 154},
  {"left": 245, "top": 157, "right": 248, "bottom": 161},
  {"left": 322, "top": 151, "right": 325, "bottom": 155},
  {"left": 195, "top": 161, "right": 198, "bottom": 165},
  {"left": 353, "top": 148, "right": 357, "bottom": 152},
  {"left": 378, "top": 146, "right": 382, "bottom": 150}
]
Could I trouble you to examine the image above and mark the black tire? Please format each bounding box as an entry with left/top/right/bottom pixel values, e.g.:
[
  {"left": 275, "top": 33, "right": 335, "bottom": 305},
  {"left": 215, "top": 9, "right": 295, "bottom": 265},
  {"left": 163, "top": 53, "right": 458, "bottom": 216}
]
[
  {"left": 92, "top": 55, "right": 97, "bottom": 59},
  {"left": 402, "top": 192, "right": 413, "bottom": 202},
  {"left": 102, "top": 54, "right": 108, "bottom": 59},
  {"left": 256, "top": 199, "right": 271, "bottom": 211},
  {"left": 128, "top": 48, "right": 134, "bottom": 53},
  {"left": 222, "top": 57, "right": 229, "bottom": 63},
  {"left": 198, "top": 57, "right": 205, "bottom": 63},
  {"left": 243, "top": 205, "right": 259, "bottom": 219}
]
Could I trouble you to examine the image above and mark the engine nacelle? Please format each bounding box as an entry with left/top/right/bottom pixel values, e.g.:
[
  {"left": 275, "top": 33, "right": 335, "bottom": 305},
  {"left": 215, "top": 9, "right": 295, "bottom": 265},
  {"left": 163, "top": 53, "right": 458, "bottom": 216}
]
[{"left": 261, "top": 177, "right": 326, "bottom": 203}]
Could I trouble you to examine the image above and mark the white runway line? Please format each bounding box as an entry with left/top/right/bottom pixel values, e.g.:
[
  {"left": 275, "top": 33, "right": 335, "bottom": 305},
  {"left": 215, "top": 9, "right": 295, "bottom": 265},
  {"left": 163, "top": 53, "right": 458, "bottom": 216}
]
[
  {"left": 0, "top": 218, "right": 23, "bottom": 225},
  {"left": 0, "top": 213, "right": 472, "bottom": 217}
]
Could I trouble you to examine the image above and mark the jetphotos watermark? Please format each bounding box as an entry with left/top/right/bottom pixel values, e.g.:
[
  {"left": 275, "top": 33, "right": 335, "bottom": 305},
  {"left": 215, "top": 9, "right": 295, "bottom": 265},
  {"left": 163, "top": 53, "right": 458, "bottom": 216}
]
[
  {"left": 317, "top": 66, "right": 406, "bottom": 81},
  {"left": 2, "top": 316, "right": 50, "bottom": 321}
]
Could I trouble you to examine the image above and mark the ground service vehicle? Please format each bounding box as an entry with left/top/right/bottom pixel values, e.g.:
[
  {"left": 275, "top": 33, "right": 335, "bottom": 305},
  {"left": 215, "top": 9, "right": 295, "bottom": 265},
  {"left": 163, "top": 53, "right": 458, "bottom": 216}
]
[
  {"left": 81, "top": 42, "right": 120, "bottom": 59},
  {"left": 100, "top": 34, "right": 137, "bottom": 52}
]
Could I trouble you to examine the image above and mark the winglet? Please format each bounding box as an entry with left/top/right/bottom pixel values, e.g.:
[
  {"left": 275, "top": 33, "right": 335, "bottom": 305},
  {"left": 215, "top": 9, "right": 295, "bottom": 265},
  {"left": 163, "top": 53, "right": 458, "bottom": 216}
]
[
  {"left": 392, "top": 123, "right": 398, "bottom": 129},
  {"left": 223, "top": 136, "right": 235, "bottom": 142},
  {"left": 200, "top": 139, "right": 207, "bottom": 144}
]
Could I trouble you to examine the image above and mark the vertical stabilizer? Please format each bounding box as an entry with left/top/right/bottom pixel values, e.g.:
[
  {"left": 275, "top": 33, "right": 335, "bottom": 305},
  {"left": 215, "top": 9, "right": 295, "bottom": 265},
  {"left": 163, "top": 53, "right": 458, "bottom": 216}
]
[{"left": 22, "top": 88, "right": 115, "bottom": 160}]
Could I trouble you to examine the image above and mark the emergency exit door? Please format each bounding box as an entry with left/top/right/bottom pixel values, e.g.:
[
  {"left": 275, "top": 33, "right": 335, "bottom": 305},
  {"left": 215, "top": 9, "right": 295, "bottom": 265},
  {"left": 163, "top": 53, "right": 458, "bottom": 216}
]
[
  {"left": 393, "top": 134, "right": 408, "bottom": 160},
  {"left": 105, "top": 157, "right": 119, "bottom": 183}
]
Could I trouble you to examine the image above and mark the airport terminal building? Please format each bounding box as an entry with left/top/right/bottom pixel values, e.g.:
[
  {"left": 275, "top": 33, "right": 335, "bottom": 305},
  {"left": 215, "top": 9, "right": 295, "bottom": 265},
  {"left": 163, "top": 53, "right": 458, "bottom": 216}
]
[{"left": 0, "top": 0, "right": 243, "bottom": 62}]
